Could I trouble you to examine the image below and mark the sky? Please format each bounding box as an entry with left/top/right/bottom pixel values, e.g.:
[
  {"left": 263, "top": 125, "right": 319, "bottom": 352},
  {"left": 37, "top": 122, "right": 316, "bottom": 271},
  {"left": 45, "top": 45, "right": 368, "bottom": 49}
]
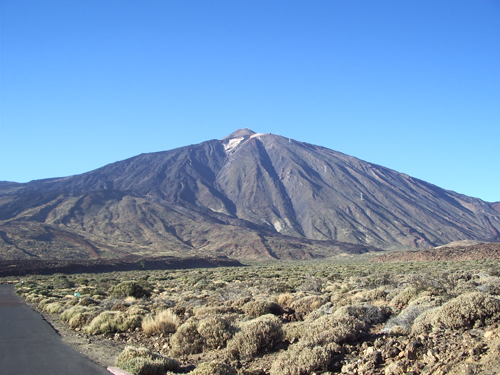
[{"left": 1, "top": 1, "right": 499, "bottom": 202}]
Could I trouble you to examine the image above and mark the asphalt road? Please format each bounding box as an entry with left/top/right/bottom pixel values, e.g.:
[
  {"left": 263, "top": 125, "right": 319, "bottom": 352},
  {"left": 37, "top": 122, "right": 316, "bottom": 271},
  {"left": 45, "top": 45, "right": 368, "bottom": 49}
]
[{"left": 0, "top": 284, "right": 110, "bottom": 375}]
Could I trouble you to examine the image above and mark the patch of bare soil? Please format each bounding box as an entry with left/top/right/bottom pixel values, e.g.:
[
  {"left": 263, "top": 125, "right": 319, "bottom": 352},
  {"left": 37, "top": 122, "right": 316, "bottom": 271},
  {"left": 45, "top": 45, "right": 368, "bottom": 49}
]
[{"left": 372, "top": 242, "right": 500, "bottom": 263}]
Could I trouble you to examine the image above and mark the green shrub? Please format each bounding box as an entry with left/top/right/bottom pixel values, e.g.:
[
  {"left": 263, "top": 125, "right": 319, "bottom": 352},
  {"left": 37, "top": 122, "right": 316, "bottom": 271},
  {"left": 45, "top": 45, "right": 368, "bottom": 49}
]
[
  {"left": 411, "top": 308, "right": 438, "bottom": 335},
  {"left": 301, "top": 314, "right": 365, "bottom": 347},
  {"left": 84, "top": 311, "right": 142, "bottom": 334},
  {"left": 390, "top": 287, "right": 419, "bottom": 309},
  {"left": 282, "top": 321, "right": 306, "bottom": 342},
  {"left": 116, "top": 346, "right": 180, "bottom": 375},
  {"left": 42, "top": 302, "right": 63, "bottom": 314},
  {"left": 60, "top": 306, "right": 87, "bottom": 322},
  {"left": 108, "top": 281, "right": 151, "bottom": 299},
  {"left": 74, "top": 277, "right": 90, "bottom": 286},
  {"left": 243, "top": 300, "right": 284, "bottom": 318},
  {"left": 127, "top": 304, "right": 150, "bottom": 316},
  {"left": 227, "top": 314, "right": 283, "bottom": 360},
  {"left": 432, "top": 292, "right": 500, "bottom": 330},
  {"left": 52, "top": 275, "right": 74, "bottom": 289},
  {"left": 198, "top": 315, "right": 234, "bottom": 350},
  {"left": 190, "top": 361, "right": 237, "bottom": 375},
  {"left": 38, "top": 297, "right": 57, "bottom": 309},
  {"left": 412, "top": 292, "right": 500, "bottom": 334},
  {"left": 68, "top": 309, "right": 99, "bottom": 329},
  {"left": 169, "top": 318, "right": 204, "bottom": 357}
]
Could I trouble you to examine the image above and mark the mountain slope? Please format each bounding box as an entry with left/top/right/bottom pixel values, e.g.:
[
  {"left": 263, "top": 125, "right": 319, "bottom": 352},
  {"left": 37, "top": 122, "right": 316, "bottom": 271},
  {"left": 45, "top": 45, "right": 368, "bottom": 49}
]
[{"left": 1, "top": 129, "right": 499, "bottom": 260}]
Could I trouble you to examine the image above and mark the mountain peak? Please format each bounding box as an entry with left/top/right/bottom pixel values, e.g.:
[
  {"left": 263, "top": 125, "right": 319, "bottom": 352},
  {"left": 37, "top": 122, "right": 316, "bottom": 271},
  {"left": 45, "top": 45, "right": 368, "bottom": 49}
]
[{"left": 221, "top": 128, "right": 256, "bottom": 140}]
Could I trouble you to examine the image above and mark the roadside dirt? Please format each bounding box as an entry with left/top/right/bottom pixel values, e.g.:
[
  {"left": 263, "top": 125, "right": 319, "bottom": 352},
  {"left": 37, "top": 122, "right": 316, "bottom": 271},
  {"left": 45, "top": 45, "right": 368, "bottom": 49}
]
[{"left": 35, "top": 305, "right": 125, "bottom": 369}]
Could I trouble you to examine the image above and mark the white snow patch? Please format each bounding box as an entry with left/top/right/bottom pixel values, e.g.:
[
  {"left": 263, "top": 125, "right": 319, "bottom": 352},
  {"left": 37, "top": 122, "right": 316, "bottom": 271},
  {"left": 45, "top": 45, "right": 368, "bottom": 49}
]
[
  {"left": 250, "top": 133, "right": 266, "bottom": 139},
  {"left": 273, "top": 220, "right": 283, "bottom": 233},
  {"left": 224, "top": 137, "right": 244, "bottom": 153},
  {"left": 224, "top": 133, "right": 267, "bottom": 154}
]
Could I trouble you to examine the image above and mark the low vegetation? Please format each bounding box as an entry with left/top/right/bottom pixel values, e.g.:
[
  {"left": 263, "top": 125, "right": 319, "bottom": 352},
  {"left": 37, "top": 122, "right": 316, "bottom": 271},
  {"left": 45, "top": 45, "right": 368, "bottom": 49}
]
[{"left": 8, "top": 258, "right": 500, "bottom": 374}]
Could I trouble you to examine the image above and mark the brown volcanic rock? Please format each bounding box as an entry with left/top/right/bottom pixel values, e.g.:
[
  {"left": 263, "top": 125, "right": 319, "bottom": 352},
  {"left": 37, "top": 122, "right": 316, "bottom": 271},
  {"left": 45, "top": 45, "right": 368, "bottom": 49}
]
[
  {"left": 1, "top": 129, "right": 499, "bottom": 260},
  {"left": 0, "top": 255, "right": 244, "bottom": 277},
  {"left": 372, "top": 242, "right": 500, "bottom": 262}
]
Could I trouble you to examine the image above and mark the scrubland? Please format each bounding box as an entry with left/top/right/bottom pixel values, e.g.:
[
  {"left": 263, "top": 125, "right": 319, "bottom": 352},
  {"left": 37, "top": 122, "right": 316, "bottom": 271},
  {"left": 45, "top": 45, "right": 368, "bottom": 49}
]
[{"left": 10, "top": 258, "right": 500, "bottom": 375}]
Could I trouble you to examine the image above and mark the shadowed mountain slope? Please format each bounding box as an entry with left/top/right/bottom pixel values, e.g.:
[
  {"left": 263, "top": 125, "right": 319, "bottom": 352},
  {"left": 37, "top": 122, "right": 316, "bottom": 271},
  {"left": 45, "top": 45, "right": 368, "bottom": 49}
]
[{"left": 1, "top": 129, "right": 499, "bottom": 260}]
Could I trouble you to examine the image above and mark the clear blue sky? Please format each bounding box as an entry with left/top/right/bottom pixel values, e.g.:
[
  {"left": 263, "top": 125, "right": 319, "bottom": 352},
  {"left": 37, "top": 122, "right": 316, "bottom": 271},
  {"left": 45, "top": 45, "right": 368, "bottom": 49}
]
[{"left": 1, "top": 1, "right": 499, "bottom": 202}]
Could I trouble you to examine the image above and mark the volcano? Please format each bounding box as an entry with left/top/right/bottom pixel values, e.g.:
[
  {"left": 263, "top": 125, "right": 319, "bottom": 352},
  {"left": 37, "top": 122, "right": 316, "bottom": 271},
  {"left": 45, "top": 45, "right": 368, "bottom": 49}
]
[{"left": 1, "top": 129, "right": 498, "bottom": 261}]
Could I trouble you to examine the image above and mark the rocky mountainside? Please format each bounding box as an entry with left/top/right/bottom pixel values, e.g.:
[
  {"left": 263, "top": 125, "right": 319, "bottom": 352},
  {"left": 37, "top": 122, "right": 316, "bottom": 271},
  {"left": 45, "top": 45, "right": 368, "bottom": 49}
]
[{"left": 1, "top": 129, "right": 499, "bottom": 261}]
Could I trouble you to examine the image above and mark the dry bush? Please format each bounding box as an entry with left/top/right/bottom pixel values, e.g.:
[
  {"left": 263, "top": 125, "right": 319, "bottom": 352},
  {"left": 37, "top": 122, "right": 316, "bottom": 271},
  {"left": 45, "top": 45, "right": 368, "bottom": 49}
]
[
  {"left": 298, "top": 276, "right": 324, "bottom": 293},
  {"left": 60, "top": 306, "right": 87, "bottom": 322},
  {"left": 432, "top": 292, "right": 500, "bottom": 330},
  {"left": 198, "top": 315, "right": 234, "bottom": 350},
  {"left": 127, "top": 304, "right": 150, "bottom": 316},
  {"left": 108, "top": 281, "right": 151, "bottom": 299},
  {"left": 230, "top": 296, "right": 252, "bottom": 309},
  {"left": 290, "top": 295, "right": 327, "bottom": 315},
  {"left": 242, "top": 300, "right": 284, "bottom": 318},
  {"left": 301, "top": 314, "right": 366, "bottom": 347},
  {"left": 68, "top": 311, "right": 95, "bottom": 329},
  {"left": 169, "top": 318, "right": 204, "bottom": 357},
  {"left": 193, "top": 305, "right": 239, "bottom": 318},
  {"left": 61, "top": 296, "right": 79, "bottom": 307},
  {"left": 334, "top": 303, "right": 387, "bottom": 326},
  {"left": 477, "top": 277, "right": 500, "bottom": 295},
  {"left": 227, "top": 314, "right": 283, "bottom": 360},
  {"left": 390, "top": 287, "right": 419, "bottom": 309},
  {"left": 383, "top": 305, "right": 428, "bottom": 335},
  {"left": 282, "top": 321, "right": 306, "bottom": 342},
  {"left": 42, "top": 301, "right": 64, "bottom": 314},
  {"left": 24, "top": 293, "right": 41, "bottom": 303},
  {"left": 189, "top": 361, "right": 237, "bottom": 375},
  {"left": 407, "top": 295, "right": 444, "bottom": 308},
  {"left": 306, "top": 302, "right": 335, "bottom": 321},
  {"left": 411, "top": 308, "right": 438, "bottom": 335},
  {"left": 270, "top": 342, "right": 331, "bottom": 375},
  {"left": 116, "top": 346, "right": 180, "bottom": 375},
  {"left": 351, "top": 286, "right": 388, "bottom": 303},
  {"left": 330, "top": 293, "right": 351, "bottom": 309},
  {"left": 38, "top": 297, "right": 57, "bottom": 309},
  {"left": 277, "top": 293, "right": 295, "bottom": 307},
  {"left": 142, "top": 309, "right": 180, "bottom": 336}
]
